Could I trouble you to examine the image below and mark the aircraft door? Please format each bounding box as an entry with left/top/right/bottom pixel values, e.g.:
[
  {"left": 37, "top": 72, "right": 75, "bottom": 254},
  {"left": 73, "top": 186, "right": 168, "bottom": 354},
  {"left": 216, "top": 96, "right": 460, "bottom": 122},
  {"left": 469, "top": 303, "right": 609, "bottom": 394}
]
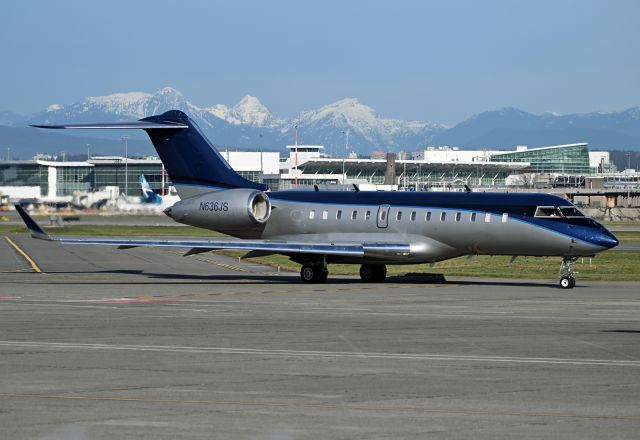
[{"left": 377, "top": 205, "right": 390, "bottom": 228}]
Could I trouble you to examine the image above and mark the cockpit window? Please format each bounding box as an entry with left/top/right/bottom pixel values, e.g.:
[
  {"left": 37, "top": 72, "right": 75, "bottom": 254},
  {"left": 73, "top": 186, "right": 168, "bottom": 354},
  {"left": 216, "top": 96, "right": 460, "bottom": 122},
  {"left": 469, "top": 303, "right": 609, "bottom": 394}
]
[
  {"left": 559, "top": 207, "right": 585, "bottom": 218},
  {"left": 535, "top": 206, "right": 563, "bottom": 217},
  {"left": 535, "top": 206, "right": 586, "bottom": 218}
]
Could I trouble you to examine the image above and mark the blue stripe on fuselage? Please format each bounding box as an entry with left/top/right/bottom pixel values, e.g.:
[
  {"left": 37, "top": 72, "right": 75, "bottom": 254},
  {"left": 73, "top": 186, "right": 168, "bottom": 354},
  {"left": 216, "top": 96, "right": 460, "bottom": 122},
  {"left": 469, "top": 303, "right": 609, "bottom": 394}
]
[{"left": 269, "top": 190, "right": 572, "bottom": 214}]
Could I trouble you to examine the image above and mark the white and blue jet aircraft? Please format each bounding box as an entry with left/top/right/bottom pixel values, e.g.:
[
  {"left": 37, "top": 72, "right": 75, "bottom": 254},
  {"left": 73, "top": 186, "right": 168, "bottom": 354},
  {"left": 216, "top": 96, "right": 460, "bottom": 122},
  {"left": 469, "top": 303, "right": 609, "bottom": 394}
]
[
  {"left": 139, "top": 173, "right": 180, "bottom": 209},
  {"left": 18, "top": 110, "right": 618, "bottom": 288}
]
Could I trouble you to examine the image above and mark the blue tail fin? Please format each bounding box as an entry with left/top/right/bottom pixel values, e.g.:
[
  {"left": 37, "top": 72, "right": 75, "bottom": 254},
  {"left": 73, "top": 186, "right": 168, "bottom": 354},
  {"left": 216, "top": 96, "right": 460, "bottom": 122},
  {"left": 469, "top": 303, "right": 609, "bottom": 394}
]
[
  {"left": 32, "top": 110, "right": 267, "bottom": 198},
  {"left": 139, "top": 174, "right": 162, "bottom": 204},
  {"left": 141, "top": 111, "right": 267, "bottom": 196}
]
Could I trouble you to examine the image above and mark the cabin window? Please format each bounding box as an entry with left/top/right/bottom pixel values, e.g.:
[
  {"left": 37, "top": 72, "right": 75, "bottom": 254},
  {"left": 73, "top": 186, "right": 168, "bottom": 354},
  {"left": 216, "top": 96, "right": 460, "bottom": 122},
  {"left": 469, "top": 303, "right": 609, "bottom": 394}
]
[
  {"left": 309, "top": 210, "right": 315, "bottom": 220},
  {"left": 351, "top": 210, "right": 358, "bottom": 220},
  {"left": 380, "top": 210, "right": 387, "bottom": 221},
  {"left": 440, "top": 212, "right": 446, "bottom": 222},
  {"left": 397, "top": 211, "right": 403, "bottom": 221},
  {"left": 470, "top": 212, "right": 476, "bottom": 222},
  {"left": 322, "top": 210, "right": 328, "bottom": 220},
  {"left": 485, "top": 213, "right": 491, "bottom": 223},
  {"left": 426, "top": 212, "right": 432, "bottom": 221},
  {"left": 502, "top": 213, "right": 508, "bottom": 223},
  {"left": 336, "top": 210, "right": 342, "bottom": 220},
  {"left": 365, "top": 210, "right": 371, "bottom": 220},
  {"left": 410, "top": 211, "right": 416, "bottom": 221},
  {"left": 455, "top": 212, "right": 461, "bottom": 222}
]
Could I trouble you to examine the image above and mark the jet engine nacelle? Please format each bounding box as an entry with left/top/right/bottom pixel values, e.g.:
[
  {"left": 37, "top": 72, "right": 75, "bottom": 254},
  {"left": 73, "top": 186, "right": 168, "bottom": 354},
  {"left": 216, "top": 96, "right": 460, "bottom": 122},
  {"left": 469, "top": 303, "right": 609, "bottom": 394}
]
[{"left": 165, "top": 188, "right": 271, "bottom": 231}]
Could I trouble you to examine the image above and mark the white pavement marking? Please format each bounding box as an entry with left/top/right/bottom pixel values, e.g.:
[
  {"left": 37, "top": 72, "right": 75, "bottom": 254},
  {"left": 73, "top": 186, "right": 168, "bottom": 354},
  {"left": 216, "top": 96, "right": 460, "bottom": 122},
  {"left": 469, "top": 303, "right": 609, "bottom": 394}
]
[{"left": 1, "top": 341, "right": 639, "bottom": 367}]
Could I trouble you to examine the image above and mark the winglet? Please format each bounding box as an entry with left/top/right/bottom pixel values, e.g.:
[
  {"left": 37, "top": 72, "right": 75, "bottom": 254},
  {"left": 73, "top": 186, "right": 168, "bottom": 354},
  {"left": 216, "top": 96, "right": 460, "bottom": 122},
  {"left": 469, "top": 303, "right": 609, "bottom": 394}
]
[{"left": 14, "top": 205, "right": 53, "bottom": 241}]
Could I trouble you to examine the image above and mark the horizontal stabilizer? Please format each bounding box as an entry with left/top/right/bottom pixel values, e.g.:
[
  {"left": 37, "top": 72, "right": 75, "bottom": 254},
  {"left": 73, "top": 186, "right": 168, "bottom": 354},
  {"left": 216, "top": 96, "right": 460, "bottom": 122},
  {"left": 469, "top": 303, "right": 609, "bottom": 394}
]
[{"left": 30, "top": 121, "right": 188, "bottom": 130}]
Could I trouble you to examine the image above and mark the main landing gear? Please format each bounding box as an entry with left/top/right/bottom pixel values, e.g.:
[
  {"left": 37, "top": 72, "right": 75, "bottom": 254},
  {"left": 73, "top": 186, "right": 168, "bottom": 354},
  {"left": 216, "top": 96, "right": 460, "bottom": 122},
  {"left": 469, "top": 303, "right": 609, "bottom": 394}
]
[
  {"left": 359, "top": 264, "right": 387, "bottom": 283},
  {"left": 300, "top": 262, "right": 329, "bottom": 283},
  {"left": 298, "top": 260, "right": 387, "bottom": 284},
  {"left": 559, "top": 256, "right": 577, "bottom": 289}
]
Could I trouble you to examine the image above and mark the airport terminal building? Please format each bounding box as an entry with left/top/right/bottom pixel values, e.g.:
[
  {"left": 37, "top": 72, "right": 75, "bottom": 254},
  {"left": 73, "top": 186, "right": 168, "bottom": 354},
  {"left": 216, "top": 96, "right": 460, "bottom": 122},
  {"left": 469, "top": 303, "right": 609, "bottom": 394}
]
[
  {"left": 0, "top": 152, "right": 280, "bottom": 199},
  {"left": 0, "top": 142, "right": 620, "bottom": 201}
]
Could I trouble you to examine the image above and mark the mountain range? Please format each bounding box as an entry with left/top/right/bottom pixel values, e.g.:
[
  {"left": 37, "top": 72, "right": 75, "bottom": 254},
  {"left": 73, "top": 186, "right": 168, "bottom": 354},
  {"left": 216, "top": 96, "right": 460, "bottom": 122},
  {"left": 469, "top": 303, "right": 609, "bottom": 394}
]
[{"left": 1, "top": 86, "right": 639, "bottom": 159}]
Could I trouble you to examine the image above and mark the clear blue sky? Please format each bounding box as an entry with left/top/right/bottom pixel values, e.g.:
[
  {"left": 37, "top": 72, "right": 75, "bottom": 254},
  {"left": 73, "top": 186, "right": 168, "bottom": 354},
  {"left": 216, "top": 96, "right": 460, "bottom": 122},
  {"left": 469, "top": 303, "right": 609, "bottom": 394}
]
[{"left": 2, "top": 0, "right": 639, "bottom": 125}]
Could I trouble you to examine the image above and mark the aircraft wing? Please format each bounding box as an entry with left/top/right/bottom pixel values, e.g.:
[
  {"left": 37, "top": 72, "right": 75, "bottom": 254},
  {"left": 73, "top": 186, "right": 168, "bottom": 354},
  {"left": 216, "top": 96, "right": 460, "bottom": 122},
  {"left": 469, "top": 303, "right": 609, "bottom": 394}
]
[{"left": 14, "top": 206, "right": 411, "bottom": 259}]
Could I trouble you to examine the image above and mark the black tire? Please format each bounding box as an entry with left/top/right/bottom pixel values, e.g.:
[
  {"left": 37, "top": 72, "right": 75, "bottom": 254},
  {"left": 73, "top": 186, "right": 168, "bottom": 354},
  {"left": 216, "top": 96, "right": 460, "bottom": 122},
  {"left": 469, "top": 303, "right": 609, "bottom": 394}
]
[
  {"left": 360, "top": 264, "right": 375, "bottom": 282},
  {"left": 360, "top": 264, "right": 386, "bottom": 283},
  {"left": 300, "top": 265, "right": 316, "bottom": 283},
  {"left": 300, "top": 264, "right": 328, "bottom": 283},
  {"left": 373, "top": 265, "right": 387, "bottom": 282},
  {"left": 559, "top": 276, "right": 574, "bottom": 289}
]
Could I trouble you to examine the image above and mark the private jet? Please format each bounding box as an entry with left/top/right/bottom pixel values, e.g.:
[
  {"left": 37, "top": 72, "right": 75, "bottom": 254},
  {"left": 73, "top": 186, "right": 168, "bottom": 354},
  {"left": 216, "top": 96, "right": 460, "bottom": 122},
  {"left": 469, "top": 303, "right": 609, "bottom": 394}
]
[{"left": 19, "top": 110, "right": 618, "bottom": 288}]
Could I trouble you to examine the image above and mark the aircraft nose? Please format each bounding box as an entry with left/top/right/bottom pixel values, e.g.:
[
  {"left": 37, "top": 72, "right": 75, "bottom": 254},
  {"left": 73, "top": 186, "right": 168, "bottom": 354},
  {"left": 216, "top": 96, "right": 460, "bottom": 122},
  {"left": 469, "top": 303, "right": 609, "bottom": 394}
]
[
  {"left": 596, "top": 229, "right": 619, "bottom": 249},
  {"left": 163, "top": 206, "right": 173, "bottom": 218}
]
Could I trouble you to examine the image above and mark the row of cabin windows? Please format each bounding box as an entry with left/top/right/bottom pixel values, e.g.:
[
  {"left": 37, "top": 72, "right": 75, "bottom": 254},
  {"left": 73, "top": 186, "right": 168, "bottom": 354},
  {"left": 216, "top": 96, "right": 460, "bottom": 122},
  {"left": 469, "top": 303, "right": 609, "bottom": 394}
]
[{"left": 308, "top": 209, "right": 509, "bottom": 223}]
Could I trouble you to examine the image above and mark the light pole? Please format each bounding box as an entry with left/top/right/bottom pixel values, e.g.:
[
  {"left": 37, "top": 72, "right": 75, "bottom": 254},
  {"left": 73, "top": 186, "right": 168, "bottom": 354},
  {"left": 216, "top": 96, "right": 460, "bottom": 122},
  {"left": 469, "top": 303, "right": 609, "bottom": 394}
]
[
  {"left": 342, "top": 128, "right": 349, "bottom": 185},
  {"left": 294, "top": 124, "right": 299, "bottom": 188},
  {"left": 122, "top": 136, "right": 129, "bottom": 197},
  {"left": 86, "top": 144, "right": 91, "bottom": 161},
  {"left": 259, "top": 133, "right": 263, "bottom": 182}
]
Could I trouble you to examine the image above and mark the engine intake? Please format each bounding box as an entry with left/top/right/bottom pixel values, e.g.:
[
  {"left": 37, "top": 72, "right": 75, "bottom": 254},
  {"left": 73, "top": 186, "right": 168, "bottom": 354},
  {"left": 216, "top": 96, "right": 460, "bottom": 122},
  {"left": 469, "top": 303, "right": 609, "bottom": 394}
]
[{"left": 166, "top": 188, "right": 271, "bottom": 231}]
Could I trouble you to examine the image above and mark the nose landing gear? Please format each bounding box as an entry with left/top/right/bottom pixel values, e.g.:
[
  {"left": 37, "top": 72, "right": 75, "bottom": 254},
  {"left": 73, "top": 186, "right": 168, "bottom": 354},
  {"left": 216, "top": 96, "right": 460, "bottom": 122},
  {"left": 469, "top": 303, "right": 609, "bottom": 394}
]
[{"left": 559, "top": 256, "right": 577, "bottom": 289}]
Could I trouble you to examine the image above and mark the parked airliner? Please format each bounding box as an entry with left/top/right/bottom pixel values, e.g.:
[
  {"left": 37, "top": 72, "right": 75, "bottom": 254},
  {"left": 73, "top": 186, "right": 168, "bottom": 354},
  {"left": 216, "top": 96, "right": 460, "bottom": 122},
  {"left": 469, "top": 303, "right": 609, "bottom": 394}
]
[
  {"left": 19, "top": 110, "right": 618, "bottom": 288},
  {"left": 139, "top": 174, "right": 180, "bottom": 208}
]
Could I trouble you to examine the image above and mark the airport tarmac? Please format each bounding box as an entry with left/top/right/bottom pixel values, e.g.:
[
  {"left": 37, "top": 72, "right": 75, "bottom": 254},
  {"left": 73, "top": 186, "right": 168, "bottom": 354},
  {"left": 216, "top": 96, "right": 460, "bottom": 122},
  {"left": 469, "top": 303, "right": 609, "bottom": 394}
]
[{"left": 1, "top": 235, "right": 639, "bottom": 439}]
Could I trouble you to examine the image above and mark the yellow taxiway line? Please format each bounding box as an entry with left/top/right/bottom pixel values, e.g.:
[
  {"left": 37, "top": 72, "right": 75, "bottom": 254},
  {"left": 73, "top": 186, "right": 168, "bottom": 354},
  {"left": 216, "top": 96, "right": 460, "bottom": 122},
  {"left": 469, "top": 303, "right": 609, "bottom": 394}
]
[{"left": 4, "top": 236, "right": 45, "bottom": 274}]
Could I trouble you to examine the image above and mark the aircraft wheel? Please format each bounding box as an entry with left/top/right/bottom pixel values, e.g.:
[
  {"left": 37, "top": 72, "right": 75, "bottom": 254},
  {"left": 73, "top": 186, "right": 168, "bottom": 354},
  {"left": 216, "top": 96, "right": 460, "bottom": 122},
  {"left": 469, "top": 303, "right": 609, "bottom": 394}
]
[
  {"left": 360, "top": 264, "right": 386, "bottom": 283},
  {"left": 301, "top": 265, "right": 317, "bottom": 283},
  {"left": 374, "top": 265, "right": 387, "bottom": 282},
  {"left": 300, "top": 264, "right": 328, "bottom": 283},
  {"left": 559, "top": 276, "right": 575, "bottom": 289}
]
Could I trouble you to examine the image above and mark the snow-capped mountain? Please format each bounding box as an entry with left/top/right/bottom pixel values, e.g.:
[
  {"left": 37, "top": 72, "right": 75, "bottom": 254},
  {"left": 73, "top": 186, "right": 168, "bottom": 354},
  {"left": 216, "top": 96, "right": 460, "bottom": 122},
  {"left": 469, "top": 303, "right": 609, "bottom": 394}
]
[
  {"left": 291, "top": 98, "right": 443, "bottom": 148},
  {"left": 4, "top": 87, "right": 640, "bottom": 158},
  {"left": 16, "top": 87, "right": 446, "bottom": 154},
  {"left": 27, "top": 87, "right": 214, "bottom": 127},
  {"left": 206, "top": 95, "right": 285, "bottom": 128}
]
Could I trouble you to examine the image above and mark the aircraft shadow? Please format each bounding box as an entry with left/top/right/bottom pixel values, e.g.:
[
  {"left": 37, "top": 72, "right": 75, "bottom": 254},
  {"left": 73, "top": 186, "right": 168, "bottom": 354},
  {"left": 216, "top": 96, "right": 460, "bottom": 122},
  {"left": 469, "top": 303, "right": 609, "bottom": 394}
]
[
  {"left": 601, "top": 330, "right": 640, "bottom": 334},
  {"left": 439, "top": 279, "right": 558, "bottom": 288},
  {"left": 35, "top": 269, "right": 557, "bottom": 288},
  {"left": 38, "top": 269, "right": 299, "bottom": 285}
]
